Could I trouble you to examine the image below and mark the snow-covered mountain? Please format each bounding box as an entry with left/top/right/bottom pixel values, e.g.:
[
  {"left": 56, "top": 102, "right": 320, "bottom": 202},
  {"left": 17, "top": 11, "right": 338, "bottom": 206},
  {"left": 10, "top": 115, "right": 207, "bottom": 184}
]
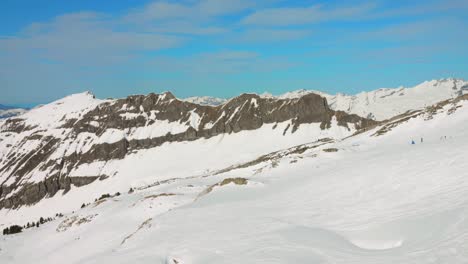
[
  {"left": 0, "top": 91, "right": 372, "bottom": 209},
  {"left": 188, "top": 78, "right": 468, "bottom": 120},
  {"left": 182, "top": 96, "right": 227, "bottom": 106},
  {"left": 0, "top": 104, "right": 27, "bottom": 119},
  {"left": 316, "top": 78, "right": 468, "bottom": 120},
  {"left": 1, "top": 90, "right": 468, "bottom": 263}
]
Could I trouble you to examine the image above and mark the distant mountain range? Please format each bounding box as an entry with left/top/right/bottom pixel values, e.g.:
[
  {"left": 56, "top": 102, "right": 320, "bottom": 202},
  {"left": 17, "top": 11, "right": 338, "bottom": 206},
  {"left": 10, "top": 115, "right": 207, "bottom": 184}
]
[
  {"left": 185, "top": 78, "right": 468, "bottom": 120},
  {"left": 0, "top": 104, "right": 27, "bottom": 119},
  {"left": 2, "top": 78, "right": 466, "bottom": 121}
]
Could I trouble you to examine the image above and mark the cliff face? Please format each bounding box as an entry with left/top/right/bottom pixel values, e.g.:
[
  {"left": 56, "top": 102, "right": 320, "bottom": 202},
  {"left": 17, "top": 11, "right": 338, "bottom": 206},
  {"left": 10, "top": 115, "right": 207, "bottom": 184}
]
[{"left": 0, "top": 91, "right": 376, "bottom": 209}]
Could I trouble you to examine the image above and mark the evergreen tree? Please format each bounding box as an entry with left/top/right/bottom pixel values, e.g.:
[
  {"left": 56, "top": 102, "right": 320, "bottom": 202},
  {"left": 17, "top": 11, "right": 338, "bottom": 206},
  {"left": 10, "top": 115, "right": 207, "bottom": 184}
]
[{"left": 8, "top": 225, "right": 22, "bottom": 234}]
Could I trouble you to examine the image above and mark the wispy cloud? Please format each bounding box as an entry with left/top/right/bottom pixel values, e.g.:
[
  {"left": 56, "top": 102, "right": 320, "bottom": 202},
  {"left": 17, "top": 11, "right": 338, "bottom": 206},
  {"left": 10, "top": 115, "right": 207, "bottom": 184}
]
[
  {"left": 201, "top": 50, "right": 259, "bottom": 61},
  {"left": 241, "top": 3, "right": 376, "bottom": 26},
  {"left": 373, "top": 0, "right": 468, "bottom": 18},
  {"left": 234, "top": 28, "right": 312, "bottom": 43},
  {"left": 359, "top": 18, "right": 465, "bottom": 41},
  {"left": 142, "top": 21, "right": 227, "bottom": 35},
  {"left": 241, "top": 0, "right": 468, "bottom": 27},
  {"left": 0, "top": 11, "right": 184, "bottom": 66},
  {"left": 146, "top": 50, "right": 296, "bottom": 75},
  {"left": 124, "top": 0, "right": 255, "bottom": 23}
]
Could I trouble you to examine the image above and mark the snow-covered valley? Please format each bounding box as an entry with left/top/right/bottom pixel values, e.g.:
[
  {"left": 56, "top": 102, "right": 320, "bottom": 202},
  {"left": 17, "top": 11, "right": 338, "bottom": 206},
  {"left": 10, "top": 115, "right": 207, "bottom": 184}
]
[{"left": 1, "top": 84, "right": 468, "bottom": 263}]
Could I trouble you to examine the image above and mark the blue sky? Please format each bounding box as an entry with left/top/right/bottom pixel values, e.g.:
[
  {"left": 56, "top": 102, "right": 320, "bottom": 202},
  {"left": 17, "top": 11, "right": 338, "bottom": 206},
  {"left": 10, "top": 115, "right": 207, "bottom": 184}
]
[{"left": 1, "top": 0, "right": 467, "bottom": 107}]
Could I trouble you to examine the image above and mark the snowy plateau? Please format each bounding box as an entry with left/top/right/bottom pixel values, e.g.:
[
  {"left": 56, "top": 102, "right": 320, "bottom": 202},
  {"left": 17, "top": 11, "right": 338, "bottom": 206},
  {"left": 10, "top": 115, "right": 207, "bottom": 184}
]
[{"left": 1, "top": 78, "right": 468, "bottom": 263}]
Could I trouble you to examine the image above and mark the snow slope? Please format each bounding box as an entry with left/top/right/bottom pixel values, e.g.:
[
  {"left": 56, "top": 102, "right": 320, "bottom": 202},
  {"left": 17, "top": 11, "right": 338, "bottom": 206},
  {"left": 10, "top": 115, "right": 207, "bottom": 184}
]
[
  {"left": 0, "top": 91, "right": 109, "bottom": 171},
  {"left": 1, "top": 95, "right": 468, "bottom": 263}
]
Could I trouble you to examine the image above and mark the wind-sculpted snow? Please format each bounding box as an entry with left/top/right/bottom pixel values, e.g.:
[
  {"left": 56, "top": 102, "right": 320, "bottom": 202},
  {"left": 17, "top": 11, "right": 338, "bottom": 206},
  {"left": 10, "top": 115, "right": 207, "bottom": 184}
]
[
  {"left": 1, "top": 94, "right": 468, "bottom": 263},
  {"left": 0, "top": 91, "right": 372, "bottom": 209}
]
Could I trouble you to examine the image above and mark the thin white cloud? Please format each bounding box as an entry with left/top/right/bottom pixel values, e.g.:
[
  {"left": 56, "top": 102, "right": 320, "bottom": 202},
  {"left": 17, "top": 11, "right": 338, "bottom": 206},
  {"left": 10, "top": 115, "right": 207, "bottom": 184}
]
[
  {"left": 124, "top": 0, "right": 255, "bottom": 23},
  {"left": 140, "top": 21, "right": 227, "bottom": 35},
  {"left": 0, "top": 12, "right": 183, "bottom": 66},
  {"left": 358, "top": 18, "right": 468, "bottom": 41},
  {"left": 199, "top": 50, "right": 259, "bottom": 61},
  {"left": 196, "top": 0, "right": 255, "bottom": 16},
  {"left": 235, "top": 28, "right": 311, "bottom": 43},
  {"left": 241, "top": 3, "right": 375, "bottom": 26},
  {"left": 240, "top": 0, "right": 467, "bottom": 27},
  {"left": 373, "top": 0, "right": 468, "bottom": 18},
  {"left": 146, "top": 50, "right": 295, "bottom": 75},
  {"left": 124, "top": 2, "right": 191, "bottom": 22}
]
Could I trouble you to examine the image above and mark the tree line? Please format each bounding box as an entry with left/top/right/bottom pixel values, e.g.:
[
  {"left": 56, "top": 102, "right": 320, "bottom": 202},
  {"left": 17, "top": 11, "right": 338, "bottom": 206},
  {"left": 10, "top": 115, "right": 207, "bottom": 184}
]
[{"left": 2, "top": 213, "right": 63, "bottom": 236}]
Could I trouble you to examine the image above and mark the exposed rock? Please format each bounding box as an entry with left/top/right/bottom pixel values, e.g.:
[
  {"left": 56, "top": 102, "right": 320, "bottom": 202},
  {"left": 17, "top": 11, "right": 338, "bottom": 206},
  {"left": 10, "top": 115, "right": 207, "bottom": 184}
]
[
  {"left": 56, "top": 214, "right": 97, "bottom": 232},
  {"left": 120, "top": 217, "right": 153, "bottom": 245},
  {"left": 323, "top": 148, "right": 339, "bottom": 152},
  {"left": 198, "top": 178, "right": 249, "bottom": 199},
  {"left": 0, "top": 175, "right": 98, "bottom": 209}
]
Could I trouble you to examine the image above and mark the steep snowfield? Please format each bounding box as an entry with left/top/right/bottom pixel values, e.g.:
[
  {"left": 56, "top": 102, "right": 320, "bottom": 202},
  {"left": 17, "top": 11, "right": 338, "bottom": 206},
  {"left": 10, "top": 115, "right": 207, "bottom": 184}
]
[
  {"left": 18, "top": 91, "right": 108, "bottom": 129},
  {"left": 0, "top": 92, "right": 109, "bottom": 179},
  {"left": 1, "top": 95, "right": 468, "bottom": 263}
]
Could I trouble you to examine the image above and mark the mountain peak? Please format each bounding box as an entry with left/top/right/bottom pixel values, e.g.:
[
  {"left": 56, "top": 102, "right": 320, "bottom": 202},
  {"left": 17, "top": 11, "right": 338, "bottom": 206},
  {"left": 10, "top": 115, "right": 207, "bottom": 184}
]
[{"left": 160, "top": 91, "right": 176, "bottom": 100}]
